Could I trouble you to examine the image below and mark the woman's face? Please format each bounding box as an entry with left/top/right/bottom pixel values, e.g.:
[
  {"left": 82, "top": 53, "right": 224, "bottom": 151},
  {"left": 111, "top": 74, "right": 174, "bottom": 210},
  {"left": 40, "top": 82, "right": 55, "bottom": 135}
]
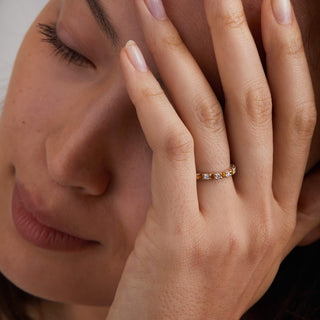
[{"left": 0, "top": 0, "right": 319, "bottom": 306}]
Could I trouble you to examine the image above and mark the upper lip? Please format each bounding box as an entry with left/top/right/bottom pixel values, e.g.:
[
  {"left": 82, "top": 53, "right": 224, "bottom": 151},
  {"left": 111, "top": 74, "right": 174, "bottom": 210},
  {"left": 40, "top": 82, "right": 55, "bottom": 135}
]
[{"left": 15, "top": 182, "right": 95, "bottom": 242}]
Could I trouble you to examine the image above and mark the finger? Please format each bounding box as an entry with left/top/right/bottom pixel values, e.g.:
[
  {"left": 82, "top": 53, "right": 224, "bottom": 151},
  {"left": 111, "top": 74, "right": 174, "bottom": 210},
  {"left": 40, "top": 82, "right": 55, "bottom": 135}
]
[
  {"left": 282, "top": 163, "right": 320, "bottom": 258},
  {"left": 204, "top": 0, "right": 274, "bottom": 194},
  {"left": 120, "top": 41, "right": 199, "bottom": 226},
  {"left": 134, "top": 0, "right": 231, "bottom": 190},
  {"left": 261, "top": 0, "right": 317, "bottom": 209}
]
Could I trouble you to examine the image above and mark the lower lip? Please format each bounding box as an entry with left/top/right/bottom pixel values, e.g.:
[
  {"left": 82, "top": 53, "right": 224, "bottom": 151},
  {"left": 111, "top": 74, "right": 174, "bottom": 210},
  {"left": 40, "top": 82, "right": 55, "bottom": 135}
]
[{"left": 12, "top": 184, "right": 96, "bottom": 251}]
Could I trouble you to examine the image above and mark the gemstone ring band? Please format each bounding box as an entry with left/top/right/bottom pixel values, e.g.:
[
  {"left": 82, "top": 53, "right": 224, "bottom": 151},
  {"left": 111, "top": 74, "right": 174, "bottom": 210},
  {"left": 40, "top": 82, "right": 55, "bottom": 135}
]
[{"left": 197, "top": 164, "right": 237, "bottom": 181}]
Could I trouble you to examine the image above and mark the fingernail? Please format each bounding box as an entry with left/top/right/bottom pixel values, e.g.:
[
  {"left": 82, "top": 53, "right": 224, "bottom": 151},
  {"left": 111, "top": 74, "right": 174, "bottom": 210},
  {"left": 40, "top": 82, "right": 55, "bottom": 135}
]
[
  {"left": 144, "top": 0, "right": 167, "bottom": 20},
  {"left": 272, "top": 0, "right": 292, "bottom": 25},
  {"left": 125, "top": 40, "right": 148, "bottom": 72}
]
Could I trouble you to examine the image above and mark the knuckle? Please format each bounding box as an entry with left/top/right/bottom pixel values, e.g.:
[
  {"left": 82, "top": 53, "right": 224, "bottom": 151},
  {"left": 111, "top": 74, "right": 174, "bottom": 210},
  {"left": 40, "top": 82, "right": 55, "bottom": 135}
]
[
  {"left": 193, "top": 95, "right": 225, "bottom": 132},
  {"left": 217, "top": 9, "right": 247, "bottom": 29},
  {"left": 225, "top": 231, "right": 245, "bottom": 255},
  {"left": 244, "top": 84, "right": 272, "bottom": 127},
  {"left": 292, "top": 101, "right": 317, "bottom": 138},
  {"left": 280, "top": 34, "right": 305, "bottom": 58},
  {"left": 157, "top": 30, "right": 184, "bottom": 51},
  {"left": 164, "top": 130, "right": 194, "bottom": 162},
  {"left": 141, "top": 86, "right": 164, "bottom": 100}
]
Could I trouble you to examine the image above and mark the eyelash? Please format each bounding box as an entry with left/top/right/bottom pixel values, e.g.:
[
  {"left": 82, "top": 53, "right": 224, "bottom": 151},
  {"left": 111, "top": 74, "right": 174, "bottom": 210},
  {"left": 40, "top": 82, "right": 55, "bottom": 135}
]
[{"left": 37, "top": 23, "right": 94, "bottom": 68}]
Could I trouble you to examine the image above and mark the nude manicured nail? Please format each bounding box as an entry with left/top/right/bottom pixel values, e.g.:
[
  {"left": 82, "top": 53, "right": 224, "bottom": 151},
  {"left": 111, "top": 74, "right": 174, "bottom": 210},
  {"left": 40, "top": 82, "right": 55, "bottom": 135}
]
[
  {"left": 125, "top": 41, "right": 148, "bottom": 72},
  {"left": 272, "top": 0, "right": 292, "bottom": 25},
  {"left": 145, "top": 0, "right": 167, "bottom": 20}
]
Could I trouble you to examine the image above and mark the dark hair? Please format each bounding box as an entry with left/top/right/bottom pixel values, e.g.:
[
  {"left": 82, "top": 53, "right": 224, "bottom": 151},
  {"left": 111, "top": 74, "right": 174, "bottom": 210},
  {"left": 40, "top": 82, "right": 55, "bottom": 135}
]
[
  {"left": 245, "top": 240, "right": 320, "bottom": 320},
  {"left": 0, "top": 273, "right": 41, "bottom": 320}
]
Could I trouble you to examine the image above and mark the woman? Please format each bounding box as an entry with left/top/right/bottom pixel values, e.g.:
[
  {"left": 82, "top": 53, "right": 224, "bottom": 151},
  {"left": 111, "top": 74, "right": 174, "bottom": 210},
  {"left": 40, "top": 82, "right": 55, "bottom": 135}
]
[{"left": 0, "top": 0, "right": 320, "bottom": 319}]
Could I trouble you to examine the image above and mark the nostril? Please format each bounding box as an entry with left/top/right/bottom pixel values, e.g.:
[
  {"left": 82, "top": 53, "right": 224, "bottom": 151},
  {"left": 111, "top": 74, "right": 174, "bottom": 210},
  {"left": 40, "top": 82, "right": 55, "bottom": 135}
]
[
  {"left": 47, "top": 151, "right": 111, "bottom": 196},
  {"left": 76, "top": 173, "right": 111, "bottom": 197}
]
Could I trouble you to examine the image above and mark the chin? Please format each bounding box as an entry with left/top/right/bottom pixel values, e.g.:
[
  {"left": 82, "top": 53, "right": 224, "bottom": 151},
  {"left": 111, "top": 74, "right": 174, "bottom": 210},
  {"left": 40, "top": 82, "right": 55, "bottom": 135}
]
[
  {"left": 0, "top": 229, "right": 127, "bottom": 306},
  {"left": 1, "top": 262, "right": 120, "bottom": 306}
]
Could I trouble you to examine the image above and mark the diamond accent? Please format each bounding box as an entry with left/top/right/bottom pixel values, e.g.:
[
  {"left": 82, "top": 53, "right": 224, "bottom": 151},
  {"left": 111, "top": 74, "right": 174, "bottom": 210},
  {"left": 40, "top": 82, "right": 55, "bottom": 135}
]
[
  {"left": 215, "top": 173, "right": 222, "bottom": 180},
  {"left": 197, "top": 164, "right": 236, "bottom": 182}
]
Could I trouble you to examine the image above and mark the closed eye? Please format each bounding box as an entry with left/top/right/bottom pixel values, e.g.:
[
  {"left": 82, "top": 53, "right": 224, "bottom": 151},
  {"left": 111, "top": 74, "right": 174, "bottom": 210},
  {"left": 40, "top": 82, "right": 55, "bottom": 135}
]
[{"left": 38, "top": 22, "right": 95, "bottom": 69}]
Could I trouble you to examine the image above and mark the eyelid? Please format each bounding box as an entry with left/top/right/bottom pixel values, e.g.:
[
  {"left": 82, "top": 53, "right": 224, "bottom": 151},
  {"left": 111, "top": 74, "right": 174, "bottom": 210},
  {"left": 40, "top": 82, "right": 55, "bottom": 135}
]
[
  {"left": 56, "top": 20, "right": 113, "bottom": 68},
  {"left": 56, "top": 22, "right": 93, "bottom": 62},
  {"left": 38, "top": 22, "right": 94, "bottom": 68}
]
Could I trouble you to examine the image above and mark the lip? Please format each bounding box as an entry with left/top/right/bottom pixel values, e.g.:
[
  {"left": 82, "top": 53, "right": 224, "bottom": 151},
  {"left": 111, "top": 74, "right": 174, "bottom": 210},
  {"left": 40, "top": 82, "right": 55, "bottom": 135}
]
[{"left": 12, "top": 182, "right": 98, "bottom": 251}]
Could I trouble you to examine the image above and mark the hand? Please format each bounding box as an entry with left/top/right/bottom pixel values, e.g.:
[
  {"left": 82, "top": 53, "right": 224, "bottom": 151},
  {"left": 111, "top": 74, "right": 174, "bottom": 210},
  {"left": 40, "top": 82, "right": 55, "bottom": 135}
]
[{"left": 107, "top": 0, "right": 318, "bottom": 319}]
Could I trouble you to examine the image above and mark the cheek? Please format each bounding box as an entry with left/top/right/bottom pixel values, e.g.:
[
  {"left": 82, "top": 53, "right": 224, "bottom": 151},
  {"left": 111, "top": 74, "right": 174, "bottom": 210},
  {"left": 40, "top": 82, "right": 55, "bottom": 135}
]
[
  {"left": 0, "top": 60, "right": 67, "bottom": 180},
  {"left": 110, "top": 117, "right": 153, "bottom": 244},
  {"left": 1, "top": 29, "right": 97, "bottom": 167},
  {"left": 2, "top": 36, "right": 66, "bottom": 144},
  {"left": 0, "top": 0, "right": 154, "bottom": 304}
]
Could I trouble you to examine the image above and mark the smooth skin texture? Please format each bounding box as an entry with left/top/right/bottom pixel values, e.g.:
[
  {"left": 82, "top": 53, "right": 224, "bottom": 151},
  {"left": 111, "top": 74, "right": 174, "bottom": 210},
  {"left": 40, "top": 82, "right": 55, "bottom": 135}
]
[{"left": 0, "top": 0, "right": 320, "bottom": 319}]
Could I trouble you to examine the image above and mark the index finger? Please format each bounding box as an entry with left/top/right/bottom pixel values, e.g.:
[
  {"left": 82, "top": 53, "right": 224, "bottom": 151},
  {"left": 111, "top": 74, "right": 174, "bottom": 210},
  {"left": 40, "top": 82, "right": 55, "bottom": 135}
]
[{"left": 120, "top": 41, "right": 200, "bottom": 225}]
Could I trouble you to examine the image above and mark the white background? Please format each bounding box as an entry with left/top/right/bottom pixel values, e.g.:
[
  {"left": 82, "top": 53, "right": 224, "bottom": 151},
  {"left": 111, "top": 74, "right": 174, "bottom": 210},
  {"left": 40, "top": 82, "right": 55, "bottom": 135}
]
[{"left": 0, "top": 0, "right": 48, "bottom": 113}]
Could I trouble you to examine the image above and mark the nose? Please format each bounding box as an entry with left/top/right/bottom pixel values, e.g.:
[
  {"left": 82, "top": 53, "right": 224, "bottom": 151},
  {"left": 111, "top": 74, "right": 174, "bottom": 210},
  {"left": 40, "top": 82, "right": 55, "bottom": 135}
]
[{"left": 45, "top": 116, "right": 110, "bottom": 196}]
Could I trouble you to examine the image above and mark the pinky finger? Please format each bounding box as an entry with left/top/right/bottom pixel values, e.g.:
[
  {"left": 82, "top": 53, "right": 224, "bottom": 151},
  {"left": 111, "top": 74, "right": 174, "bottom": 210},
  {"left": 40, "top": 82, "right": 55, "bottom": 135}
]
[
  {"left": 261, "top": 0, "right": 317, "bottom": 209},
  {"left": 282, "top": 164, "right": 320, "bottom": 259},
  {"left": 120, "top": 41, "right": 199, "bottom": 224}
]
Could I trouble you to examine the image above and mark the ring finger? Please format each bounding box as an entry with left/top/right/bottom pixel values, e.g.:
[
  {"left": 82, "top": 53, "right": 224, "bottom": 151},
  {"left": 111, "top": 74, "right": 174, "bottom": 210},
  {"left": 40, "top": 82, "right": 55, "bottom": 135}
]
[{"left": 205, "top": 0, "right": 274, "bottom": 195}]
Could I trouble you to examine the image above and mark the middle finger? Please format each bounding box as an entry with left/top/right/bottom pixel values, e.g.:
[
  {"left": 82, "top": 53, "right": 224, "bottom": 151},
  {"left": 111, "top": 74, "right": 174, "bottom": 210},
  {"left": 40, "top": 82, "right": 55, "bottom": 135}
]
[{"left": 134, "top": 0, "right": 234, "bottom": 199}]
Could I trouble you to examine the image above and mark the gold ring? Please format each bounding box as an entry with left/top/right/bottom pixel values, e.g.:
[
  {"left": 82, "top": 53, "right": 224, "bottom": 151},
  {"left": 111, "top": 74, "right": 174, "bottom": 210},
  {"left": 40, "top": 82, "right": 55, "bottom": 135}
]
[{"left": 197, "top": 164, "right": 236, "bottom": 181}]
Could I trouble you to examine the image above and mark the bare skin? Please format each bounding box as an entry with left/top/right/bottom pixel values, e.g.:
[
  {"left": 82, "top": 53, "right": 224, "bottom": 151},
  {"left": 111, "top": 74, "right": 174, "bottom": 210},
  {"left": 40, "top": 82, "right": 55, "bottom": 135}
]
[{"left": 0, "top": 0, "right": 320, "bottom": 319}]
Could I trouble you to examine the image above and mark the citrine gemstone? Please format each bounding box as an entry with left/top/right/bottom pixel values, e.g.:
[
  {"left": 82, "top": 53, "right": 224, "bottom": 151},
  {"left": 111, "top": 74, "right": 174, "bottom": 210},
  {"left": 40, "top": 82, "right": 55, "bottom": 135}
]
[{"left": 222, "top": 172, "right": 226, "bottom": 178}]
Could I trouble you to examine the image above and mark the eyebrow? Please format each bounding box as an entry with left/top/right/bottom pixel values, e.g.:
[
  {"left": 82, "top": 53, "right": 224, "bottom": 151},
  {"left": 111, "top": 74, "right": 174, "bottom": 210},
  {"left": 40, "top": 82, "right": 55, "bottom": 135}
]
[{"left": 85, "top": 0, "right": 120, "bottom": 46}]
